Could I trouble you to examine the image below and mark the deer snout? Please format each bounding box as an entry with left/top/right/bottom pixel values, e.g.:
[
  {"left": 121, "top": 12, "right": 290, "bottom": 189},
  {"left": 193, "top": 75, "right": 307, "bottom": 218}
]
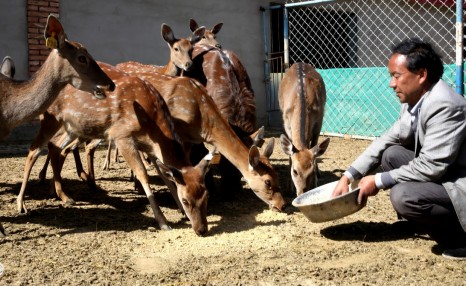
[
  {"left": 215, "top": 44, "right": 222, "bottom": 49},
  {"left": 270, "top": 193, "right": 287, "bottom": 212},
  {"left": 183, "top": 61, "right": 193, "bottom": 71}
]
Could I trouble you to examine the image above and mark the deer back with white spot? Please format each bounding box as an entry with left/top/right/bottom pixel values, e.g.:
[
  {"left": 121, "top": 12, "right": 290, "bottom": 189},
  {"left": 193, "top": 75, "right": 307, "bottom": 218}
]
[
  {"left": 17, "top": 62, "right": 211, "bottom": 235},
  {"left": 278, "top": 62, "right": 329, "bottom": 197},
  {"left": 118, "top": 67, "right": 286, "bottom": 212}
]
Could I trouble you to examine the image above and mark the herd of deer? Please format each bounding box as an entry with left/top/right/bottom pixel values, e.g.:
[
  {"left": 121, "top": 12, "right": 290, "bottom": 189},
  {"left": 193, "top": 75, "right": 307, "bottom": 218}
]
[{"left": 0, "top": 15, "right": 328, "bottom": 237}]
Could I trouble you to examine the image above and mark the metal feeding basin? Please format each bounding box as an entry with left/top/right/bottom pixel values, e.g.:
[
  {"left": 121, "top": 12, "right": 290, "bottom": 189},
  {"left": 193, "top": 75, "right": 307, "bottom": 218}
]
[{"left": 292, "top": 180, "right": 366, "bottom": 223}]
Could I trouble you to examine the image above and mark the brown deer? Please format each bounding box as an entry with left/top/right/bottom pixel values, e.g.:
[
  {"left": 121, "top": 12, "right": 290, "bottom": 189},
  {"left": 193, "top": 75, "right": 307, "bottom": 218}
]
[
  {"left": 17, "top": 62, "right": 212, "bottom": 235},
  {"left": 99, "top": 23, "right": 205, "bottom": 169},
  {"left": 186, "top": 19, "right": 258, "bottom": 194},
  {"left": 0, "top": 15, "right": 114, "bottom": 237},
  {"left": 118, "top": 23, "right": 205, "bottom": 77},
  {"left": 1, "top": 56, "right": 15, "bottom": 78},
  {"left": 278, "top": 62, "right": 330, "bottom": 196},
  {"left": 0, "top": 15, "right": 115, "bottom": 140},
  {"left": 189, "top": 18, "right": 223, "bottom": 49},
  {"left": 96, "top": 66, "right": 286, "bottom": 212}
]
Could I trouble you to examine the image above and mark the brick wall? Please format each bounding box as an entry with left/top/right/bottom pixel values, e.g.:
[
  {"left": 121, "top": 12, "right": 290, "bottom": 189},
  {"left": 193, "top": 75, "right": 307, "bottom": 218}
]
[{"left": 27, "top": 0, "right": 59, "bottom": 76}]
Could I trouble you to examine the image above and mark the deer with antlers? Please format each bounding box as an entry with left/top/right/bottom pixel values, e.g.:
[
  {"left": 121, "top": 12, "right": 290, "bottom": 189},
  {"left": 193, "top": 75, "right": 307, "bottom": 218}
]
[
  {"left": 278, "top": 62, "right": 330, "bottom": 196},
  {"left": 17, "top": 62, "right": 213, "bottom": 235},
  {"left": 0, "top": 15, "right": 114, "bottom": 237}
]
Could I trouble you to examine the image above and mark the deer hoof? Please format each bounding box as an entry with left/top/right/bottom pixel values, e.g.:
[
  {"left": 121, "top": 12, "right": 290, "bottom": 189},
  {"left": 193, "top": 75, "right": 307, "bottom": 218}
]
[
  {"left": 0, "top": 226, "right": 6, "bottom": 238},
  {"left": 17, "top": 201, "right": 28, "bottom": 214},
  {"left": 160, "top": 225, "right": 172, "bottom": 231},
  {"left": 63, "top": 198, "right": 76, "bottom": 206}
]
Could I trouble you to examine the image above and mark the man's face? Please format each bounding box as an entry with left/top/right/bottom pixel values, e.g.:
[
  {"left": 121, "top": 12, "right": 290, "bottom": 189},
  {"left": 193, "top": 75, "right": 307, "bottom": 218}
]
[{"left": 388, "top": 53, "right": 426, "bottom": 106}]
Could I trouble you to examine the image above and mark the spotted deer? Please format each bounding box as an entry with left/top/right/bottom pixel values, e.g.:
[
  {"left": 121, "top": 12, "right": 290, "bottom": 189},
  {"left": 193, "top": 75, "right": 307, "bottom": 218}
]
[
  {"left": 0, "top": 15, "right": 114, "bottom": 238},
  {"left": 17, "top": 62, "right": 212, "bottom": 235},
  {"left": 118, "top": 23, "right": 205, "bottom": 77},
  {"left": 189, "top": 18, "right": 223, "bottom": 49},
  {"left": 99, "top": 65, "right": 286, "bottom": 212},
  {"left": 279, "top": 62, "right": 330, "bottom": 197},
  {"left": 97, "top": 23, "right": 205, "bottom": 169}
]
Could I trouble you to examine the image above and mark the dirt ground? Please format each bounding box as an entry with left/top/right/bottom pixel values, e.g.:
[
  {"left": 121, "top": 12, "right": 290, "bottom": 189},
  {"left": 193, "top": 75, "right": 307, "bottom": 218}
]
[{"left": 0, "top": 133, "right": 465, "bottom": 285}]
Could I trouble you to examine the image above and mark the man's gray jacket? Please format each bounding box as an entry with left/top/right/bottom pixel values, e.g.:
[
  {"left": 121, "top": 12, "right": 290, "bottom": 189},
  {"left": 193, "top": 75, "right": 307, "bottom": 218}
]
[{"left": 349, "top": 79, "right": 466, "bottom": 231}]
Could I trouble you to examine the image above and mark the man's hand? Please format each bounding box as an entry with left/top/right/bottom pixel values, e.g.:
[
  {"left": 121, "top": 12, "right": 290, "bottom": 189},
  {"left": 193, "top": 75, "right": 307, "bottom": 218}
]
[
  {"left": 331, "top": 175, "right": 350, "bottom": 198},
  {"left": 357, "top": 175, "right": 379, "bottom": 205}
]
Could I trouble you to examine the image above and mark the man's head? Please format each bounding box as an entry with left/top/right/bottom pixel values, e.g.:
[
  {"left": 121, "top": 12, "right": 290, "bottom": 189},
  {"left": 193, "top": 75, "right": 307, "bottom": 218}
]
[{"left": 388, "top": 38, "right": 443, "bottom": 106}]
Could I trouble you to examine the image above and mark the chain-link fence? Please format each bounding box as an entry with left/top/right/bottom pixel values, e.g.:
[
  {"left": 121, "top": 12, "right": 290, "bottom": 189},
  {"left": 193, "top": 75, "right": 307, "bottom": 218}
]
[{"left": 264, "top": 0, "right": 462, "bottom": 138}]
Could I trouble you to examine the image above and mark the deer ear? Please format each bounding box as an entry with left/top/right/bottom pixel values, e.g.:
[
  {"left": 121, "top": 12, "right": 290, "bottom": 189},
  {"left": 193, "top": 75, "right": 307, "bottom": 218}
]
[
  {"left": 189, "top": 18, "right": 199, "bottom": 32},
  {"left": 161, "top": 23, "right": 177, "bottom": 46},
  {"left": 211, "top": 22, "right": 224, "bottom": 35},
  {"left": 156, "top": 159, "right": 184, "bottom": 184},
  {"left": 311, "top": 137, "right": 330, "bottom": 157},
  {"left": 280, "top": 134, "right": 294, "bottom": 156},
  {"left": 191, "top": 27, "right": 206, "bottom": 45},
  {"left": 248, "top": 146, "right": 261, "bottom": 169},
  {"left": 262, "top": 137, "right": 275, "bottom": 158},
  {"left": 44, "top": 14, "right": 66, "bottom": 50},
  {"left": 249, "top": 126, "right": 265, "bottom": 147}
]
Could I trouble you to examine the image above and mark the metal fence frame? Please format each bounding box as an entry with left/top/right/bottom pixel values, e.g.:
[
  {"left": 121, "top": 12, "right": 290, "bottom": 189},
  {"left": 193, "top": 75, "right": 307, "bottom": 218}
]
[{"left": 262, "top": 0, "right": 464, "bottom": 139}]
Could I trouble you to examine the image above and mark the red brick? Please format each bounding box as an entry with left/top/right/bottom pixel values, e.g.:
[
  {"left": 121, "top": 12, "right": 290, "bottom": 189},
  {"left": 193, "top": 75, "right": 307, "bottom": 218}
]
[
  {"left": 28, "top": 0, "right": 49, "bottom": 6},
  {"left": 40, "top": 49, "right": 50, "bottom": 56},
  {"left": 39, "top": 6, "right": 59, "bottom": 13},
  {"left": 28, "top": 11, "right": 49, "bottom": 18},
  {"left": 28, "top": 5, "right": 39, "bottom": 11}
]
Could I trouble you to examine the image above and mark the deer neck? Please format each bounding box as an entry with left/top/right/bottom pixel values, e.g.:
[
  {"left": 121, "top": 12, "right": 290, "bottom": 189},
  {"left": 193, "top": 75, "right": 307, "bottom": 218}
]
[
  {"left": 161, "top": 61, "right": 182, "bottom": 76},
  {"left": 206, "top": 120, "right": 251, "bottom": 178},
  {"left": 1, "top": 50, "right": 68, "bottom": 127}
]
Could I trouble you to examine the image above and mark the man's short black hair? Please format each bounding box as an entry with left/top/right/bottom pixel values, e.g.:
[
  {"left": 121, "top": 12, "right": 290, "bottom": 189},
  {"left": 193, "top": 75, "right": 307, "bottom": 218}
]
[{"left": 391, "top": 38, "right": 444, "bottom": 84}]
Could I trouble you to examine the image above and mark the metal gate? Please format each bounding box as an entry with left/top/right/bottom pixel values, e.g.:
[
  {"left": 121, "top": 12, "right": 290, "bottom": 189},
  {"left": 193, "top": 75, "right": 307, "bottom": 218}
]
[{"left": 262, "top": 0, "right": 464, "bottom": 138}]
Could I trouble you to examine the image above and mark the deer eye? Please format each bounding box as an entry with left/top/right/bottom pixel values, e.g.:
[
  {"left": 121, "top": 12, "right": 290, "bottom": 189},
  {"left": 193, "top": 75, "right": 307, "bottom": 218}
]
[
  {"left": 182, "top": 199, "right": 189, "bottom": 206},
  {"left": 174, "top": 47, "right": 179, "bottom": 52},
  {"left": 265, "top": 180, "right": 271, "bottom": 188},
  {"left": 78, "top": 55, "right": 87, "bottom": 64},
  {"left": 293, "top": 169, "right": 298, "bottom": 176}
]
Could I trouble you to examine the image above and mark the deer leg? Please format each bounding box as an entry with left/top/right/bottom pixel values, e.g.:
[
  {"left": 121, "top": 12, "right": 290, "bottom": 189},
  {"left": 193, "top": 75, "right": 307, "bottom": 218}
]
[
  {"left": 152, "top": 159, "right": 185, "bottom": 217},
  {"left": 38, "top": 154, "right": 50, "bottom": 184},
  {"left": 70, "top": 144, "right": 89, "bottom": 183},
  {"left": 84, "top": 139, "right": 102, "bottom": 190},
  {"left": 48, "top": 141, "right": 75, "bottom": 205},
  {"left": 17, "top": 146, "right": 45, "bottom": 213},
  {"left": 115, "top": 139, "right": 171, "bottom": 230},
  {"left": 102, "top": 140, "right": 113, "bottom": 170},
  {"left": 17, "top": 114, "right": 62, "bottom": 213}
]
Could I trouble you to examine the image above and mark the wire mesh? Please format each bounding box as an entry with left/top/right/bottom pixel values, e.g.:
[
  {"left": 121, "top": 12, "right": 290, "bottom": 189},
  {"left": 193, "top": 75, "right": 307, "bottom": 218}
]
[{"left": 266, "top": 0, "right": 461, "bottom": 138}]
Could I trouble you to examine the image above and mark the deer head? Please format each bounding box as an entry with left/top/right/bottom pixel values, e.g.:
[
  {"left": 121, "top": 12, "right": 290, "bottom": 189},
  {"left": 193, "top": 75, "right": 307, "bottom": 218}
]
[
  {"left": 156, "top": 150, "right": 212, "bottom": 236},
  {"left": 44, "top": 14, "right": 115, "bottom": 98},
  {"left": 189, "top": 18, "right": 223, "bottom": 49},
  {"left": 161, "top": 23, "right": 205, "bottom": 73},
  {"left": 44, "top": 15, "right": 115, "bottom": 98},
  {"left": 1, "top": 56, "right": 15, "bottom": 78},
  {"left": 246, "top": 138, "right": 285, "bottom": 211},
  {"left": 280, "top": 135, "right": 330, "bottom": 196}
]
